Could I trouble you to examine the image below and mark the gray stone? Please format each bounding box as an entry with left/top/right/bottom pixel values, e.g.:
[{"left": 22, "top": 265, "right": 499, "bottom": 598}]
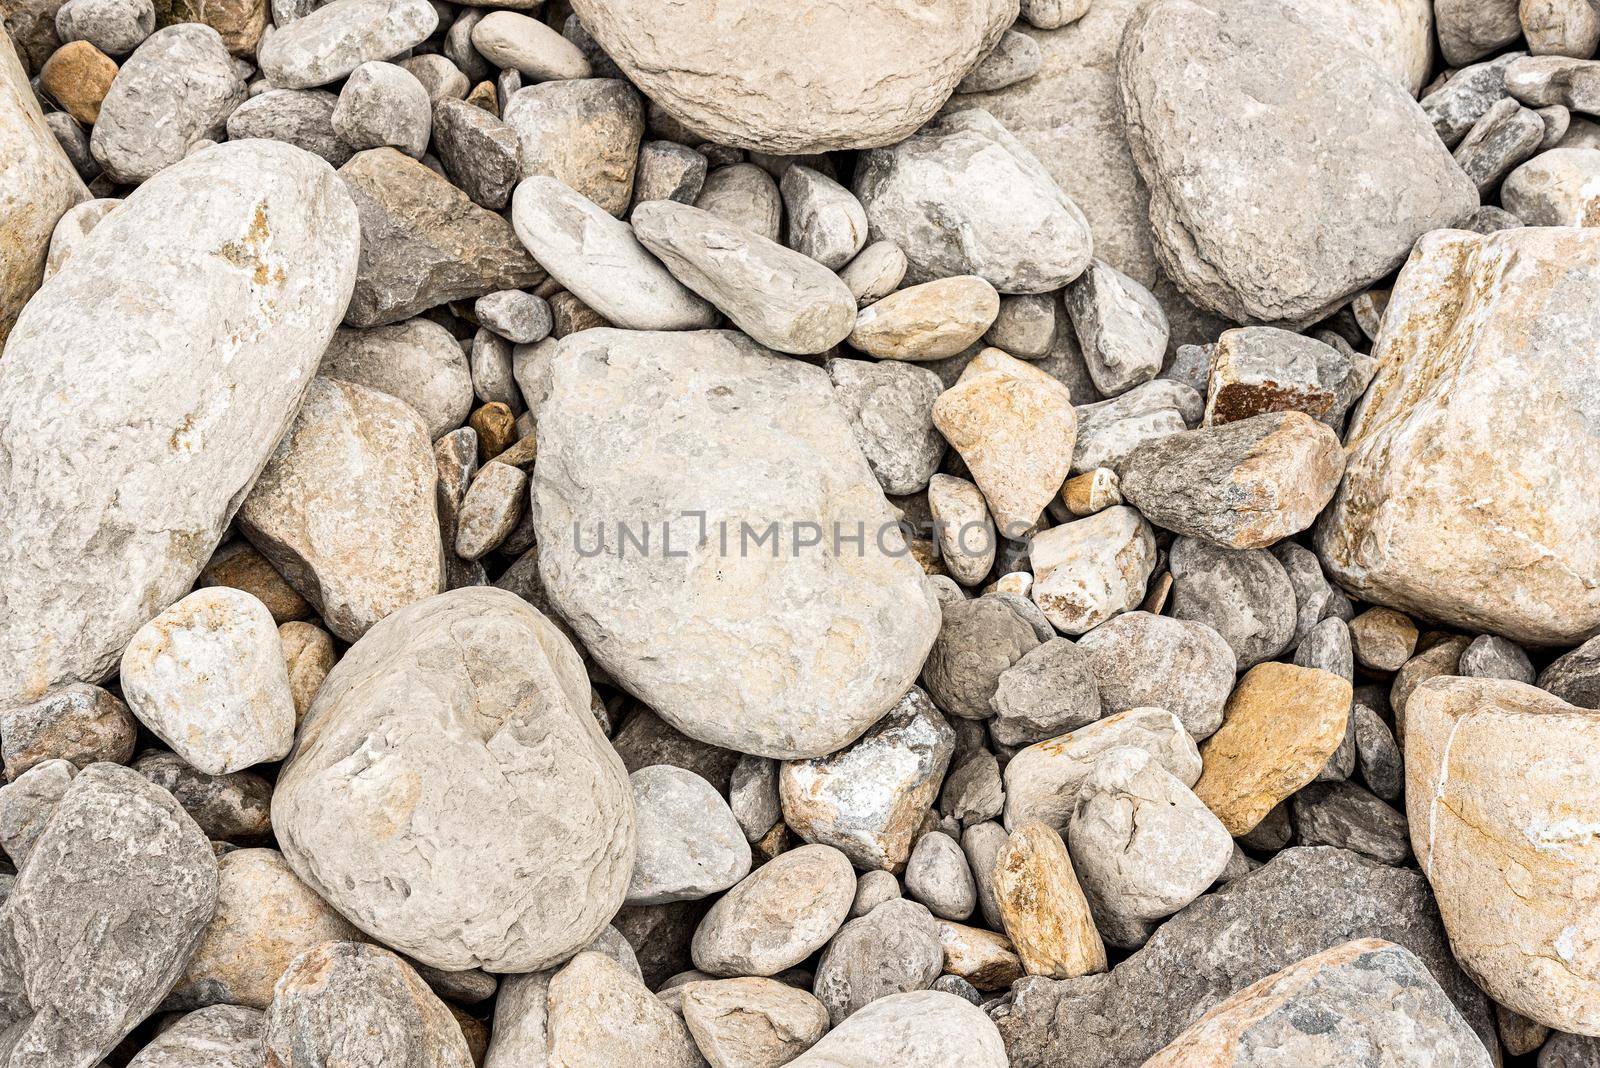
[
  {"left": 1117, "top": 0, "right": 1477, "bottom": 325},
  {"left": 1503, "top": 146, "right": 1600, "bottom": 224},
  {"left": 477, "top": 290, "right": 549, "bottom": 347},
  {"left": 813, "top": 898, "right": 943, "bottom": 1025},
  {"left": 940, "top": 749, "right": 1003, "bottom": 826},
  {"left": 922, "top": 594, "right": 1042, "bottom": 720},
  {"left": 961, "top": 821, "right": 1008, "bottom": 929},
  {"left": 534, "top": 328, "right": 940, "bottom": 759},
  {"left": 1064, "top": 259, "right": 1167, "bottom": 397},
  {"left": 262, "top": 942, "right": 471, "bottom": 1067},
  {"left": 780, "top": 163, "right": 868, "bottom": 270},
  {"left": 471, "top": 10, "right": 588, "bottom": 80},
  {"left": 903, "top": 830, "right": 976, "bottom": 921},
  {"left": 0, "top": 140, "right": 357, "bottom": 709},
  {"left": 993, "top": 847, "right": 1496, "bottom": 1067},
  {"left": 1522, "top": 0, "right": 1600, "bottom": 58},
  {"left": 54, "top": 0, "right": 152, "bottom": 54},
  {"left": 1541, "top": 1031, "right": 1600, "bottom": 1067},
  {"left": 0, "top": 764, "right": 218, "bottom": 1066},
  {"left": 841, "top": 240, "right": 908, "bottom": 306},
  {"left": 238, "top": 375, "right": 442, "bottom": 643},
  {"left": 1201, "top": 326, "right": 1344, "bottom": 428},
  {"left": 320, "top": 317, "right": 474, "bottom": 440},
  {"left": 1351, "top": 703, "right": 1402, "bottom": 801},
  {"left": 826, "top": 358, "right": 945, "bottom": 496},
  {"left": 957, "top": 28, "right": 1041, "bottom": 93},
  {"left": 0, "top": 759, "right": 74, "bottom": 866},
  {"left": 1460, "top": 634, "right": 1536, "bottom": 683},
  {"left": 986, "top": 292, "right": 1057, "bottom": 359},
  {"left": 1537, "top": 634, "right": 1600, "bottom": 708},
  {"left": 778, "top": 686, "right": 954, "bottom": 872},
  {"left": 1076, "top": 611, "right": 1234, "bottom": 741},
  {"left": 1296, "top": 618, "right": 1354, "bottom": 682},
  {"left": 340, "top": 147, "right": 542, "bottom": 327},
  {"left": 127, "top": 1005, "right": 264, "bottom": 1068},
  {"left": 1455, "top": 97, "right": 1546, "bottom": 194},
  {"left": 856, "top": 108, "right": 1093, "bottom": 294},
  {"left": 1071, "top": 380, "right": 1196, "bottom": 475},
  {"left": 1168, "top": 537, "right": 1296, "bottom": 670},
  {"left": 257, "top": 0, "right": 437, "bottom": 88},
  {"left": 88, "top": 24, "right": 244, "bottom": 183},
  {"left": 455, "top": 460, "right": 526, "bottom": 560},
  {"left": 989, "top": 637, "right": 1101, "bottom": 750},
  {"left": 633, "top": 199, "right": 857, "bottom": 355},
  {"left": 273, "top": 588, "right": 635, "bottom": 972},
  {"left": 470, "top": 328, "right": 520, "bottom": 410},
  {"left": 501, "top": 78, "right": 641, "bottom": 216},
  {"left": 696, "top": 162, "right": 781, "bottom": 242},
  {"left": 1275, "top": 541, "right": 1333, "bottom": 649},
  {"left": 692, "top": 844, "right": 856, "bottom": 977},
  {"left": 133, "top": 750, "right": 272, "bottom": 843},
  {"left": 432, "top": 97, "right": 522, "bottom": 210},
  {"left": 1424, "top": 52, "right": 1522, "bottom": 146},
  {"left": 627, "top": 765, "right": 751, "bottom": 905},
  {"left": 1438, "top": 0, "right": 1522, "bottom": 65},
  {"left": 0, "top": 682, "right": 135, "bottom": 781},
  {"left": 631, "top": 139, "right": 706, "bottom": 209},
  {"left": 1291, "top": 781, "right": 1410, "bottom": 865},
  {"left": 790, "top": 989, "right": 1007, "bottom": 1066},
  {"left": 225, "top": 89, "right": 351, "bottom": 165},
  {"left": 568, "top": 0, "right": 1010, "bottom": 153},
  {"left": 928, "top": 473, "right": 994, "bottom": 586},
  {"left": 730, "top": 755, "right": 780, "bottom": 843},
  {"left": 611, "top": 706, "right": 742, "bottom": 795},
  {"left": 332, "top": 60, "right": 429, "bottom": 158}
]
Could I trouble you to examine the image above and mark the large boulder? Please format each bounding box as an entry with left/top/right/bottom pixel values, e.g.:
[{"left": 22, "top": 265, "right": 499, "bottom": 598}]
[
  {"left": 534, "top": 329, "right": 941, "bottom": 760},
  {"left": 567, "top": 0, "right": 1015, "bottom": 153},
  {"left": 0, "top": 140, "right": 358, "bottom": 708},
  {"left": 1116, "top": 0, "right": 1475, "bottom": 325},
  {"left": 272, "top": 587, "right": 635, "bottom": 972},
  {"left": 0, "top": 27, "right": 87, "bottom": 348},
  {"left": 1316, "top": 228, "right": 1600, "bottom": 646}
]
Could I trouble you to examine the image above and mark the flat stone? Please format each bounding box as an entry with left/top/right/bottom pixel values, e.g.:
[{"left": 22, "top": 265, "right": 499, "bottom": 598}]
[
  {"left": 850, "top": 275, "right": 1001, "bottom": 360},
  {"left": 1408, "top": 677, "right": 1600, "bottom": 1034},
  {"left": 320, "top": 317, "right": 475, "bottom": 440},
  {"left": 238, "top": 375, "right": 442, "bottom": 643},
  {"left": 1028, "top": 506, "right": 1156, "bottom": 636},
  {"left": 0, "top": 682, "right": 135, "bottom": 780},
  {"left": 257, "top": 0, "right": 437, "bottom": 88},
  {"left": 534, "top": 328, "right": 940, "bottom": 759},
  {"left": 0, "top": 140, "right": 358, "bottom": 708},
  {"left": 692, "top": 844, "right": 856, "bottom": 977},
  {"left": 133, "top": 750, "right": 273, "bottom": 842},
  {"left": 273, "top": 588, "right": 635, "bottom": 972},
  {"left": 1292, "top": 781, "right": 1410, "bottom": 866},
  {"left": 545, "top": 951, "right": 702, "bottom": 1068},
  {"left": 1144, "top": 938, "right": 1491, "bottom": 1068},
  {"left": 994, "top": 820, "right": 1106, "bottom": 978},
  {"left": 856, "top": 108, "right": 1092, "bottom": 294},
  {"left": 680, "top": 977, "right": 829, "bottom": 1068},
  {"left": 127, "top": 1005, "right": 264, "bottom": 1068},
  {"left": 1076, "top": 611, "right": 1235, "bottom": 741},
  {"left": 1194, "top": 662, "right": 1353, "bottom": 836},
  {"left": 813, "top": 898, "right": 943, "bottom": 1025},
  {"left": 1117, "top": 0, "right": 1476, "bottom": 325},
  {"left": 627, "top": 764, "right": 751, "bottom": 905},
  {"left": 989, "top": 637, "right": 1101, "bottom": 749},
  {"left": 568, "top": 0, "right": 1011, "bottom": 153},
  {"left": 1315, "top": 227, "right": 1600, "bottom": 645},
  {"left": 778, "top": 686, "right": 954, "bottom": 873},
  {"left": 340, "top": 147, "right": 542, "bottom": 327},
  {"left": 501, "top": 78, "right": 641, "bottom": 216},
  {"left": 471, "top": 11, "right": 589, "bottom": 81}
]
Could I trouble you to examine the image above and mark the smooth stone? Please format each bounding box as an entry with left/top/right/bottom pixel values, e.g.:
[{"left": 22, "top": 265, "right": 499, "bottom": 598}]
[
  {"left": 568, "top": 0, "right": 1011, "bottom": 153},
  {"left": 1506, "top": 56, "right": 1600, "bottom": 113},
  {"left": 0, "top": 682, "right": 135, "bottom": 780},
  {"left": 1522, "top": 0, "right": 1600, "bottom": 57},
  {"left": 696, "top": 163, "right": 782, "bottom": 242},
  {"left": 238, "top": 375, "right": 442, "bottom": 643},
  {"left": 628, "top": 765, "right": 752, "bottom": 905},
  {"left": 986, "top": 292, "right": 1058, "bottom": 358},
  {"left": 1503, "top": 146, "right": 1600, "bottom": 224},
  {"left": 813, "top": 898, "right": 943, "bottom": 1025},
  {"left": 855, "top": 108, "right": 1093, "bottom": 294},
  {"left": 691, "top": 844, "right": 856, "bottom": 977},
  {"left": 273, "top": 588, "right": 634, "bottom": 972},
  {"left": 1277, "top": 0, "right": 1434, "bottom": 95},
  {"left": 840, "top": 240, "right": 907, "bottom": 306},
  {"left": 989, "top": 636, "right": 1101, "bottom": 749},
  {"left": 849, "top": 276, "right": 1000, "bottom": 361},
  {"left": 471, "top": 11, "right": 589, "bottom": 81},
  {"left": 320, "top": 318, "right": 475, "bottom": 440},
  {"left": 545, "top": 952, "right": 702, "bottom": 1068},
  {"left": 1168, "top": 538, "right": 1296, "bottom": 670},
  {"left": 994, "top": 820, "right": 1107, "bottom": 978},
  {"left": 257, "top": 0, "right": 437, "bottom": 89},
  {"left": 680, "top": 977, "right": 830, "bottom": 1068},
  {"left": 1077, "top": 611, "right": 1234, "bottom": 741},
  {"left": 0, "top": 140, "right": 357, "bottom": 708},
  {"left": 40, "top": 196, "right": 116, "bottom": 282},
  {"left": 534, "top": 328, "right": 940, "bottom": 759},
  {"left": 778, "top": 686, "right": 954, "bottom": 873},
  {"left": 501, "top": 78, "right": 641, "bottom": 216},
  {"left": 1352, "top": 703, "right": 1402, "bottom": 801},
  {"left": 929, "top": 473, "right": 996, "bottom": 586},
  {"left": 225, "top": 89, "right": 351, "bottom": 167},
  {"left": 1315, "top": 227, "right": 1600, "bottom": 645},
  {"left": 332, "top": 59, "right": 429, "bottom": 158},
  {"left": 127, "top": 1005, "right": 264, "bottom": 1068},
  {"left": 903, "top": 830, "right": 976, "bottom": 921},
  {"left": 133, "top": 750, "right": 272, "bottom": 842},
  {"left": 1028, "top": 506, "right": 1156, "bottom": 636}
]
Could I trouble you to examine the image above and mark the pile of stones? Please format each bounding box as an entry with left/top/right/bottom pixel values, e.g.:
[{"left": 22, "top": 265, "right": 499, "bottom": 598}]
[{"left": 1, "top": 0, "right": 1599, "bottom": 1063}]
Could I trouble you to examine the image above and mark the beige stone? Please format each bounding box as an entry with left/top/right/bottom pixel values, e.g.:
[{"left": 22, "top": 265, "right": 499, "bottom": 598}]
[
  {"left": 993, "top": 820, "right": 1107, "bottom": 979},
  {"left": 545, "top": 952, "right": 703, "bottom": 1068},
  {"left": 1277, "top": 0, "right": 1435, "bottom": 95},
  {"left": 932, "top": 348, "right": 1077, "bottom": 536},
  {"left": 679, "top": 977, "right": 829, "bottom": 1068},
  {"left": 1315, "top": 227, "right": 1600, "bottom": 645},
  {"left": 199, "top": 541, "right": 312, "bottom": 624},
  {"left": 1349, "top": 606, "right": 1419, "bottom": 673},
  {"left": 936, "top": 919, "right": 1024, "bottom": 991},
  {"left": 1061, "top": 468, "right": 1121, "bottom": 516},
  {"left": 1194, "top": 663, "right": 1352, "bottom": 836},
  {"left": 1028, "top": 505, "right": 1155, "bottom": 635},
  {"left": 278, "top": 621, "right": 334, "bottom": 725},
  {"left": 848, "top": 275, "right": 999, "bottom": 360},
  {"left": 154, "top": 0, "right": 267, "bottom": 54},
  {"left": 37, "top": 40, "right": 114, "bottom": 124},
  {"left": 1407, "top": 676, "right": 1600, "bottom": 1035},
  {"left": 1392, "top": 636, "right": 1469, "bottom": 742}
]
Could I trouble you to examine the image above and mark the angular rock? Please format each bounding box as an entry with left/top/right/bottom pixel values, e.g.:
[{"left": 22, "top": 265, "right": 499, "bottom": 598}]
[
  {"left": 632, "top": 139, "right": 707, "bottom": 209},
  {"left": 545, "top": 951, "right": 702, "bottom": 1068},
  {"left": 989, "top": 637, "right": 1101, "bottom": 749},
  {"left": 1201, "top": 326, "right": 1342, "bottom": 427},
  {"left": 1077, "top": 611, "right": 1235, "bottom": 741},
  {"left": 1456, "top": 97, "right": 1547, "bottom": 195},
  {"left": 1064, "top": 259, "right": 1167, "bottom": 396},
  {"left": 813, "top": 898, "right": 943, "bottom": 1025},
  {"left": 1291, "top": 780, "right": 1410, "bottom": 866},
  {"left": 921, "top": 594, "right": 1041, "bottom": 720},
  {"left": 501, "top": 78, "right": 641, "bottom": 216},
  {"left": 1072, "top": 379, "right": 1197, "bottom": 474},
  {"left": 225, "top": 89, "right": 351, "bottom": 167},
  {"left": 680, "top": 977, "right": 830, "bottom": 1068},
  {"left": 1168, "top": 538, "right": 1296, "bottom": 670},
  {"left": 320, "top": 318, "right": 474, "bottom": 440},
  {"left": 0, "top": 682, "right": 135, "bottom": 780},
  {"left": 133, "top": 750, "right": 273, "bottom": 842},
  {"left": 628, "top": 764, "right": 751, "bottom": 905},
  {"left": 1459, "top": 634, "right": 1536, "bottom": 684},
  {"left": 781, "top": 164, "right": 867, "bottom": 270},
  {"left": 1438, "top": 0, "right": 1522, "bottom": 65},
  {"left": 1028, "top": 506, "right": 1156, "bottom": 636},
  {"left": 433, "top": 98, "right": 523, "bottom": 210},
  {"left": 257, "top": 0, "right": 437, "bottom": 88},
  {"left": 692, "top": 844, "right": 856, "bottom": 977},
  {"left": 127, "top": 1004, "right": 264, "bottom": 1068}
]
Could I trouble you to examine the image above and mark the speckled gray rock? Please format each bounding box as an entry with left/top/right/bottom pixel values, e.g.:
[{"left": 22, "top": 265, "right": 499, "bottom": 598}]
[
  {"left": 1455, "top": 97, "right": 1546, "bottom": 195},
  {"left": 779, "top": 687, "right": 954, "bottom": 872},
  {"left": 627, "top": 765, "right": 751, "bottom": 905},
  {"left": 633, "top": 199, "right": 857, "bottom": 354},
  {"left": 1425, "top": 52, "right": 1521, "bottom": 146},
  {"left": 332, "top": 60, "right": 429, "bottom": 158},
  {"left": 88, "top": 24, "right": 244, "bottom": 183},
  {"left": 273, "top": 588, "right": 634, "bottom": 972},
  {"left": 1168, "top": 538, "right": 1295, "bottom": 670},
  {"left": 1540, "top": 1031, "right": 1600, "bottom": 1067},
  {"left": 568, "top": 0, "right": 1011, "bottom": 153},
  {"left": 826, "top": 358, "right": 945, "bottom": 495},
  {"left": 1069, "top": 746, "right": 1233, "bottom": 947},
  {"left": 1064, "top": 259, "right": 1167, "bottom": 396},
  {"left": 940, "top": 749, "right": 1003, "bottom": 826},
  {"left": 238, "top": 375, "right": 442, "bottom": 643},
  {"left": 1538, "top": 635, "right": 1600, "bottom": 708},
  {"left": 1117, "top": 0, "right": 1476, "bottom": 325},
  {"left": 1351, "top": 703, "right": 1402, "bottom": 801},
  {"left": 120, "top": 588, "right": 295, "bottom": 775},
  {"left": 133, "top": 750, "right": 272, "bottom": 842},
  {"left": 1076, "top": 611, "right": 1235, "bottom": 741},
  {"left": 257, "top": 0, "right": 437, "bottom": 88},
  {"left": 1460, "top": 634, "right": 1535, "bottom": 684},
  {"left": 696, "top": 163, "right": 782, "bottom": 242},
  {"left": 511, "top": 177, "right": 716, "bottom": 331},
  {"left": 790, "top": 989, "right": 1007, "bottom": 1066},
  {"left": 989, "top": 637, "right": 1101, "bottom": 749},
  {"left": 431, "top": 98, "right": 521, "bottom": 210},
  {"left": 856, "top": 108, "right": 1092, "bottom": 294},
  {"left": 1438, "top": 0, "right": 1522, "bottom": 65},
  {"left": 958, "top": 28, "right": 1042, "bottom": 93},
  {"left": 993, "top": 847, "right": 1496, "bottom": 1068},
  {"left": 320, "top": 318, "right": 474, "bottom": 440},
  {"left": 1274, "top": 541, "right": 1333, "bottom": 649},
  {"left": 501, "top": 79, "right": 641, "bottom": 216},
  {"left": 780, "top": 164, "right": 868, "bottom": 270},
  {"left": 54, "top": 0, "right": 152, "bottom": 54},
  {"left": 813, "top": 898, "right": 943, "bottom": 1025},
  {"left": 1071, "top": 379, "right": 1198, "bottom": 474},
  {"left": 1143, "top": 939, "right": 1492, "bottom": 1068},
  {"left": 632, "top": 139, "right": 707, "bottom": 209},
  {"left": 0, "top": 758, "right": 73, "bottom": 865},
  {"left": 0, "top": 682, "right": 135, "bottom": 780},
  {"left": 730, "top": 756, "right": 781, "bottom": 844},
  {"left": 535, "top": 328, "right": 940, "bottom": 759},
  {"left": 1291, "top": 781, "right": 1410, "bottom": 865},
  {"left": 0, "top": 763, "right": 218, "bottom": 1066},
  {"left": 340, "top": 147, "right": 542, "bottom": 327},
  {"left": 986, "top": 292, "right": 1057, "bottom": 359},
  {"left": 225, "top": 89, "right": 351, "bottom": 166},
  {"left": 692, "top": 844, "right": 856, "bottom": 977},
  {"left": 476, "top": 289, "right": 549, "bottom": 345},
  {"left": 0, "top": 140, "right": 357, "bottom": 709},
  {"left": 128, "top": 1006, "right": 263, "bottom": 1067},
  {"left": 546, "top": 951, "right": 702, "bottom": 1068},
  {"left": 680, "top": 977, "right": 831, "bottom": 1068},
  {"left": 922, "top": 594, "right": 1042, "bottom": 720},
  {"left": 263, "top": 941, "right": 471, "bottom": 1067},
  {"left": 1296, "top": 617, "right": 1354, "bottom": 682}
]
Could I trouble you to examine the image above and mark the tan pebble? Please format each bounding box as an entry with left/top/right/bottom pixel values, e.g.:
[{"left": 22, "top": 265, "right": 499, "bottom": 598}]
[
  {"left": 279, "top": 621, "right": 334, "bottom": 725},
  {"left": 39, "top": 41, "right": 117, "bottom": 125},
  {"left": 848, "top": 275, "right": 999, "bottom": 360},
  {"left": 993, "top": 820, "right": 1106, "bottom": 979},
  {"left": 1348, "top": 606, "right": 1419, "bottom": 673},
  {"left": 935, "top": 919, "right": 1023, "bottom": 991},
  {"left": 1061, "top": 468, "right": 1121, "bottom": 516},
  {"left": 469, "top": 402, "right": 516, "bottom": 461},
  {"left": 199, "top": 541, "right": 312, "bottom": 624}
]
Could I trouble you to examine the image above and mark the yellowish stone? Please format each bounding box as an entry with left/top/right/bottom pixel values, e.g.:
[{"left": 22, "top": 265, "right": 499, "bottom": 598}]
[{"left": 993, "top": 820, "right": 1106, "bottom": 979}]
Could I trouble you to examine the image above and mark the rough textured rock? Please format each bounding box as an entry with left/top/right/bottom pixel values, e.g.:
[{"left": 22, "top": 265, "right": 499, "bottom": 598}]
[
  {"left": 273, "top": 588, "right": 635, "bottom": 972},
  {"left": 989, "top": 637, "right": 1102, "bottom": 749},
  {"left": 320, "top": 318, "right": 475, "bottom": 440},
  {"left": 225, "top": 89, "right": 350, "bottom": 167},
  {"left": 1438, "top": 0, "right": 1522, "bottom": 65},
  {"left": 994, "top": 820, "right": 1106, "bottom": 978},
  {"left": 0, "top": 763, "right": 218, "bottom": 1066},
  {"left": 1028, "top": 506, "right": 1156, "bottom": 635},
  {"left": 781, "top": 164, "right": 868, "bottom": 270},
  {"left": 128, "top": 1005, "right": 264, "bottom": 1067},
  {"left": 238, "top": 375, "right": 442, "bottom": 644},
  {"left": 1168, "top": 538, "right": 1296, "bottom": 670},
  {"left": 1117, "top": 0, "right": 1476, "bottom": 325},
  {"left": 827, "top": 359, "right": 945, "bottom": 496},
  {"left": 789, "top": 989, "right": 1007, "bottom": 1066},
  {"left": 1063, "top": 259, "right": 1167, "bottom": 396},
  {"left": 262, "top": 941, "right": 471, "bottom": 1067},
  {"left": 1408, "top": 677, "right": 1600, "bottom": 1034},
  {"left": 1076, "top": 611, "right": 1234, "bottom": 741},
  {"left": 0, "top": 758, "right": 74, "bottom": 865},
  {"left": 133, "top": 750, "right": 273, "bottom": 842},
  {"left": 855, "top": 108, "right": 1092, "bottom": 294},
  {"left": 0, "top": 140, "right": 357, "bottom": 708},
  {"left": 568, "top": 0, "right": 1013, "bottom": 153},
  {"left": 680, "top": 977, "right": 830, "bottom": 1068},
  {"left": 501, "top": 78, "right": 641, "bottom": 216},
  {"left": 921, "top": 594, "right": 1042, "bottom": 720},
  {"left": 1316, "top": 227, "right": 1600, "bottom": 645},
  {"left": 1143, "top": 939, "right": 1492, "bottom": 1068},
  {"left": 257, "top": 0, "right": 437, "bottom": 88},
  {"left": 535, "top": 329, "right": 940, "bottom": 760},
  {"left": 627, "top": 765, "right": 751, "bottom": 905},
  {"left": 1291, "top": 780, "right": 1411, "bottom": 866},
  {"left": 545, "top": 951, "right": 703, "bottom": 1068},
  {"left": 779, "top": 687, "right": 953, "bottom": 872},
  {"left": 1502, "top": 146, "right": 1600, "bottom": 226},
  {"left": 813, "top": 898, "right": 943, "bottom": 1025},
  {"left": 120, "top": 588, "right": 296, "bottom": 775},
  {"left": 692, "top": 844, "right": 856, "bottom": 977},
  {"left": 197, "top": 541, "right": 310, "bottom": 625},
  {"left": 993, "top": 848, "right": 1496, "bottom": 1068},
  {"left": 331, "top": 60, "right": 430, "bottom": 158},
  {"left": 340, "top": 147, "right": 542, "bottom": 327},
  {"left": 433, "top": 98, "right": 522, "bottom": 210},
  {"left": 0, "top": 681, "right": 136, "bottom": 780}
]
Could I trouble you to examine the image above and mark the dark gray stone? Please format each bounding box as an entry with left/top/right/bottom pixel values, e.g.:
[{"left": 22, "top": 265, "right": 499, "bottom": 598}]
[
  {"left": 922, "top": 595, "right": 1043, "bottom": 720},
  {"left": 989, "top": 638, "right": 1101, "bottom": 749},
  {"left": 1290, "top": 782, "right": 1410, "bottom": 866}
]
